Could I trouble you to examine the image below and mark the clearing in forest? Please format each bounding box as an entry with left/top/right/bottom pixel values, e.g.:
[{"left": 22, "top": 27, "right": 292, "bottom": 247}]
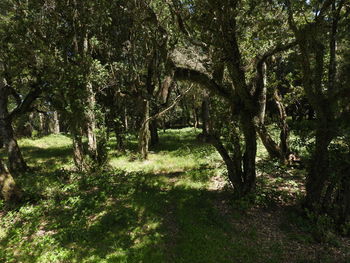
[{"left": 0, "top": 129, "right": 349, "bottom": 263}]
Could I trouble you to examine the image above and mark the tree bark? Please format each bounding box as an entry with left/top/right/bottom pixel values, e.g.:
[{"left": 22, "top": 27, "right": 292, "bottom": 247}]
[
  {"left": 150, "top": 119, "right": 159, "bottom": 147},
  {"left": 114, "top": 121, "right": 125, "bottom": 151},
  {"left": 0, "top": 158, "right": 22, "bottom": 203},
  {"left": 139, "top": 100, "right": 151, "bottom": 159},
  {"left": 0, "top": 79, "right": 27, "bottom": 174},
  {"left": 72, "top": 132, "right": 86, "bottom": 171},
  {"left": 86, "top": 82, "right": 97, "bottom": 159},
  {"left": 38, "top": 112, "right": 45, "bottom": 135},
  {"left": 257, "top": 125, "right": 285, "bottom": 160},
  {"left": 274, "top": 90, "right": 290, "bottom": 158},
  {"left": 201, "top": 90, "right": 211, "bottom": 135},
  {"left": 305, "top": 122, "right": 333, "bottom": 210},
  {"left": 240, "top": 112, "right": 257, "bottom": 194},
  {"left": 209, "top": 113, "right": 257, "bottom": 198},
  {"left": 286, "top": 2, "right": 340, "bottom": 212},
  {"left": 52, "top": 111, "right": 60, "bottom": 134}
]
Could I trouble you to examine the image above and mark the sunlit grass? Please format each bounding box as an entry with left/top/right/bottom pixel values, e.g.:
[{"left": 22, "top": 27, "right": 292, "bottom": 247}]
[
  {"left": 109, "top": 128, "right": 221, "bottom": 174},
  {"left": 19, "top": 134, "right": 74, "bottom": 170},
  {"left": 0, "top": 128, "right": 348, "bottom": 263}
]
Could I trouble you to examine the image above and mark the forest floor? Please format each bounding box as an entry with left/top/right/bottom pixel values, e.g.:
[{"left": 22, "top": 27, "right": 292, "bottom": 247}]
[{"left": 0, "top": 128, "right": 349, "bottom": 263}]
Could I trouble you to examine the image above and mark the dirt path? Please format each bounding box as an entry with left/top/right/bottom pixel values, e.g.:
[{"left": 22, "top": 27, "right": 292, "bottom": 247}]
[{"left": 209, "top": 175, "right": 350, "bottom": 263}]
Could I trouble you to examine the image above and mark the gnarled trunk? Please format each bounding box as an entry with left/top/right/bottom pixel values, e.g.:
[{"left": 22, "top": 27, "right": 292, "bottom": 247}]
[
  {"left": 0, "top": 80, "right": 27, "bottom": 174},
  {"left": 255, "top": 61, "right": 289, "bottom": 163},
  {"left": 72, "top": 132, "right": 86, "bottom": 171},
  {"left": 0, "top": 158, "right": 22, "bottom": 203},
  {"left": 274, "top": 90, "right": 290, "bottom": 158},
  {"left": 210, "top": 110, "right": 257, "bottom": 197},
  {"left": 257, "top": 125, "right": 285, "bottom": 161},
  {"left": 305, "top": 122, "right": 333, "bottom": 210},
  {"left": 241, "top": 112, "right": 257, "bottom": 194}
]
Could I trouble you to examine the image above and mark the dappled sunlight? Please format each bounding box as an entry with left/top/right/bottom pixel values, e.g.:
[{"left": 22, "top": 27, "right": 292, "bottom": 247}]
[
  {"left": 109, "top": 128, "right": 221, "bottom": 175},
  {"left": 1, "top": 129, "right": 349, "bottom": 263},
  {"left": 17, "top": 134, "right": 74, "bottom": 171}
]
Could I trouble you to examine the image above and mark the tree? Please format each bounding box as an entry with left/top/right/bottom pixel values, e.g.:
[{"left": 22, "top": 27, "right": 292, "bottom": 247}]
[
  {"left": 286, "top": 0, "right": 350, "bottom": 221},
  {"left": 167, "top": 0, "right": 296, "bottom": 196}
]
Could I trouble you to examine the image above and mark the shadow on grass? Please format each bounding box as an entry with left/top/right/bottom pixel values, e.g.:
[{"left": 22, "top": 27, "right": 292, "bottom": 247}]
[
  {"left": 0, "top": 169, "right": 284, "bottom": 263},
  {"left": 19, "top": 145, "right": 72, "bottom": 167},
  {"left": 109, "top": 128, "right": 206, "bottom": 156}
]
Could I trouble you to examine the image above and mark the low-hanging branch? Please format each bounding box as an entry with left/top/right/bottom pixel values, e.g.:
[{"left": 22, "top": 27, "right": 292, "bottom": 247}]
[
  {"left": 141, "top": 83, "right": 194, "bottom": 129},
  {"left": 8, "top": 83, "right": 43, "bottom": 120}
]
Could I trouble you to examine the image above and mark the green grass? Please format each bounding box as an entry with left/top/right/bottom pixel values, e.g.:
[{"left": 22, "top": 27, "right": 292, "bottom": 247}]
[{"left": 0, "top": 128, "right": 349, "bottom": 263}]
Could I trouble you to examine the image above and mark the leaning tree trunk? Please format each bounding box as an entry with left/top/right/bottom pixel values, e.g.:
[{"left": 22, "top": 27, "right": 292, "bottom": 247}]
[
  {"left": 210, "top": 110, "right": 257, "bottom": 198},
  {"left": 274, "top": 90, "right": 290, "bottom": 158},
  {"left": 257, "top": 125, "right": 285, "bottom": 162},
  {"left": 0, "top": 120, "right": 28, "bottom": 174},
  {"left": 0, "top": 158, "right": 22, "bottom": 203},
  {"left": 255, "top": 61, "right": 289, "bottom": 163},
  {"left": 0, "top": 81, "right": 27, "bottom": 174}
]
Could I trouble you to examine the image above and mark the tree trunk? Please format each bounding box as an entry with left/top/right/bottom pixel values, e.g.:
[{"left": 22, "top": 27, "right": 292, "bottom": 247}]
[
  {"left": 258, "top": 62, "right": 267, "bottom": 124},
  {"left": 114, "top": 121, "right": 124, "bottom": 151},
  {"left": 241, "top": 112, "right": 257, "bottom": 195},
  {"left": 257, "top": 125, "right": 285, "bottom": 161},
  {"left": 274, "top": 90, "right": 290, "bottom": 158},
  {"left": 72, "top": 132, "right": 86, "bottom": 171},
  {"left": 0, "top": 79, "right": 27, "bottom": 174},
  {"left": 305, "top": 123, "right": 333, "bottom": 210},
  {"left": 124, "top": 106, "right": 128, "bottom": 132},
  {"left": 38, "top": 112, "right": 44, "bottom": 134},
  {"left": 139, "top": 100, "right": 150, "bottom": 159},
  {"left": 193, "top": 107, "right": 199, "bottom": 132},
  {"left": 38, "top": 112, "right": 50, "bottom": 136},
  {"left": 255, "top": 61, "right": 289, "bottom": 163},
  {"left": 86, "top": 82, "right": 97, "bottom": 159},
  {"left": 201, "top": 91, "right": 211, "bottom": 135},
  {"left": 150, "top": 119, "right": 159, "bottom": 147},
  {"left": 0, "top": 158, "right": 22, "bottom": 203},
  {"left": 52, "top": 111, "right": 60, "bottom": 134}
]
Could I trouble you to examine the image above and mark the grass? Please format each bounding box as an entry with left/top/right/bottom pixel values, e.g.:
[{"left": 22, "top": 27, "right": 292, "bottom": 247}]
[{"left": 0, "top": 128, "right": 349, "bottom": 263}]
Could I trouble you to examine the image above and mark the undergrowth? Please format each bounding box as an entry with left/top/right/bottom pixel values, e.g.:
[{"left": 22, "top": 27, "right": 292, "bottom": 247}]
[{"left": 0, "top": 128, "right": 349, "bottom": 263}]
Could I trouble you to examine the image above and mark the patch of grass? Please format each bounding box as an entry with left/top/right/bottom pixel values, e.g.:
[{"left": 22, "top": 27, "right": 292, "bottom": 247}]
[
  {"left": 109, "top": 128, "right": 221, "bottom": 174},
  {"left": 0, "top": 128, "right": 348, "bottom": 263},
  {"left": 19, "top": 134, "right": 74, "bottom": 170}
]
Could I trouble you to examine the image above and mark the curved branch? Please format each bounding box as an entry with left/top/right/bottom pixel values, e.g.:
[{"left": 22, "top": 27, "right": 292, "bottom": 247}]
[
  {"left": 173, "top": 66, "right": 233, "bottom": 100},
  {"left": 8, "top": 84, "right": 42, "bottom": 120}
]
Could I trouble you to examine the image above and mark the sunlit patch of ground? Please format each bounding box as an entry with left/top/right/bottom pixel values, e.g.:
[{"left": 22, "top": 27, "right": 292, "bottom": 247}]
[{"left": 0, "top": 128, "right": 349, "bottom": 263}]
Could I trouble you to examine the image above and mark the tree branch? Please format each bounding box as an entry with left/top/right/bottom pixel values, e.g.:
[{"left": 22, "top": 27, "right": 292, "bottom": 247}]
[
  {"left": 173, "top": 66, "right": 233, "bottom": 100},
  {"left": 7, "top": 86, "right": 22, "bottom": 106},
  {"left": 8, "top": 84, "right": 42, "bottom": 120},
  {"left": 145, "top": 83, "right": 194, "bottom": 124}
]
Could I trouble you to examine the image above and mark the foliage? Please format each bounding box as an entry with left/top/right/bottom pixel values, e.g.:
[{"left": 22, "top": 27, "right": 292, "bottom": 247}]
[{"left": 1, "top": 129, "right": 348, "bottom": 263}]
